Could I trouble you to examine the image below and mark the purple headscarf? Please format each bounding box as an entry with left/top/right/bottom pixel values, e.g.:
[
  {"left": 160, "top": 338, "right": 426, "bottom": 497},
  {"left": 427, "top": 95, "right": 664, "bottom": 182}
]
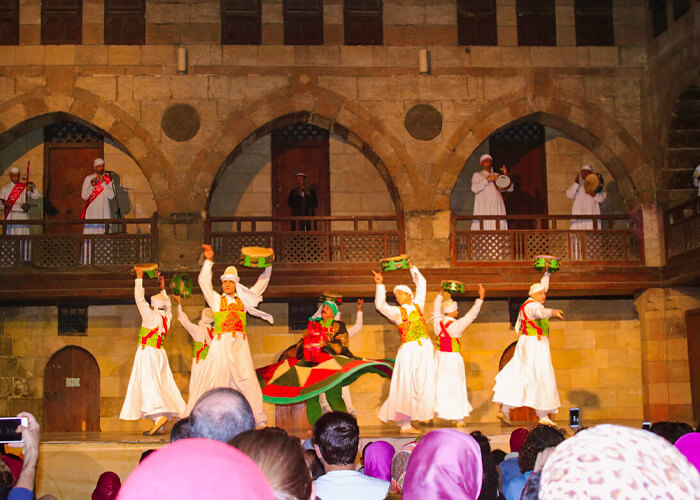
[
  {"left": 364, "top": 441, "right": 395, "bottom": 482},
  {"left": 675, "top": 432, "right": 700, "bottom": 472},
  {"left": 402, "top": 429, "right": 483, "bottom": 500}
]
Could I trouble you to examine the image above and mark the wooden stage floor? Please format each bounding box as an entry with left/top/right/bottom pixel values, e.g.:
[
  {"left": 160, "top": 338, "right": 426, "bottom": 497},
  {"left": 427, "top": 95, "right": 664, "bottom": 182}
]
[{"left": 35, "top": 419, "right": 644, "bottom": 499}]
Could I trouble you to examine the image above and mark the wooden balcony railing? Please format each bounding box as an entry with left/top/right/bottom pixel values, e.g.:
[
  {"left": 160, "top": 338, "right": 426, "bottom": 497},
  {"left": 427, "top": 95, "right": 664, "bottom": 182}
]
[
  {"left": 665, "top": 197, "right": 700, "bottom": 260},
  {"left": 205, "top": 215, "right": 404, "bottom": 265},
  {"left": 0, "top": 215, "right": 158, "bottom": 270},
  {"left": 452, "top": 214, "right": 643, "bottom": 265}
]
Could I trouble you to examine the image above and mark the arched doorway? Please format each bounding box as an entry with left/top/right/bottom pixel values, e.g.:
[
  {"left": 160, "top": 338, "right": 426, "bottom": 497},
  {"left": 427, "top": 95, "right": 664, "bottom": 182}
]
[{"left": 43, "top": 346, "right": 100, "bottom": 432}]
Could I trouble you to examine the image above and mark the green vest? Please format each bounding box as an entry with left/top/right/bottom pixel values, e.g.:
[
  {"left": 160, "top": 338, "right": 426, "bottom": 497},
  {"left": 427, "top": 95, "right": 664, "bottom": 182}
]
[
  {"left": 214, "top": 296, "right": 246, "bottom": 336},
  {"left": 398, "top": 305, "right": 429, "bottom": 344},
  {"left": 138, "top": 326, "right": 164, "bottom": 349},
  {"left": 192, "top": 341, "right": 209, "bottom": 361},
  {"left": 519, "top": 300, "right": 550, "bottom": 338}
]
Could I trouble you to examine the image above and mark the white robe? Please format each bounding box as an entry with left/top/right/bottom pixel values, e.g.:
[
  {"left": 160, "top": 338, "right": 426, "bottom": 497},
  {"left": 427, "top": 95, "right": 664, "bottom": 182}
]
[
  {"left": 0, "top": 181, "right": 41, "bottom": 235},
  {"left": 376, "top": 266, "right": 436, "bottom": 423},
  {"left": 432, "top": 295, "right": 483, "bottom": 420},
  {"left": 198, "top": 259, "right": 272, "bottom": 426},
  {"left": 120, "top": 280, "right": 186, "bottom": 421},
  {"left": 566, "top": 181, "right": 607, "bottom": 230},
  {"left": 492, "top": 274, "right": 560, "bottom": 413},
  {"left": 471, "top": 169, "right": 511, "bottom": 231},
  {"left": 81, "top": 173, "right": 115, "bottom": 234},
  {"left": 177, "top": 304, "right": 214, "bottom": 415}
]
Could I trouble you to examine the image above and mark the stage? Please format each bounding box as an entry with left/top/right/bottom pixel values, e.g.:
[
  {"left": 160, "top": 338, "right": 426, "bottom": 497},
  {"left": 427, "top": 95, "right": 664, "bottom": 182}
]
[{"left": 32, "top": 419, "right": 647, "bottom": 499}]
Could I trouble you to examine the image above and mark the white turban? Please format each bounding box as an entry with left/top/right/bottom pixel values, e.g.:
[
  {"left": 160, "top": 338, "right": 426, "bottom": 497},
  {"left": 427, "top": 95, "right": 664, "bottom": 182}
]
[
  {"left": 220, "top": 265, "right": 240, "bottom": 283},
  {"left": 442, "top": 299, "right": 458, "bottom": 314},
  {"left": 393, "top": 285, "right": 413, "bottom": 298},
  {"left": 295, "top": 172, "right": 306, "bottom": 177},
  {"left": 150, "top": 293, "right": 167, "bottom": 310},
  {"left": 479, "top": 154, "right": 493, "bottom": 163},
  {"left": 581, "top": 164, "right": 593, "bottom": 172},
  {"left": 200, "top": 308, "right": 214, "bottom": 325},
  {"left": 93, "top": 158, "right": 105, "bottom": 167},
  {"left": 529, "top": 283, "right": 546, "bottom": 296},
  {"left": 9, "top": 167, "right": 19, "bottom": 174}
]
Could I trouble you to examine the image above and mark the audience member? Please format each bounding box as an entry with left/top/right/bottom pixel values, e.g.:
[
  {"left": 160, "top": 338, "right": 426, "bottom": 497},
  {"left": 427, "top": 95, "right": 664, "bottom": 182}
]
[
  {"left": 503, "top": 424, "right": 565, "bottom": 500},
  {"left": 403, "top": 429, "right": 483, "bottom": 500},
  {"left": 312, "top": 412, "right": 389, "bottom": 500},
  {"left": 170, "top": 417, "right": 191, "bottom": 442},
  {"left": 304, "top": 450, "right": 325, "bottom": 480},
  {"left": 91, "top": 471, "right": 120, "bottom": 500},
  {"left": 499, "top": 427, "right": 528, "bottom": 498},
  {"left": 138, "top": 449, "right": 156, "bottom": 463},
  {"left": 471, "top": 431, "right": 504, "bottom": 500},
  {"left": 189, "top": 387, "right": 255, "bottom": 442},
  {"left": 388, "top": 440, "right": 418, "bottom": 495},
  {"left": 118, "top": 438, "right": 275, "bottom": 499},
  {"left": 649, "top": 421, "right": 694, "bottom": 444},
  {"left": 490, "top": 449, "right": 506, "bottom": 466},
  {"left": 230, "top": 427, "right": 313, "bottom": 500},
  {"left": 540, "top": 424, "right": 700, "bottom": 499},
  {"left": 675, "top": 432, "right": 700, "bottom": 472},
  {"left": 363, "top": 441, "right": 394, "bottom": 482},
  {"left": 7, "top": 412, "right": 40, "bottom": 500}
]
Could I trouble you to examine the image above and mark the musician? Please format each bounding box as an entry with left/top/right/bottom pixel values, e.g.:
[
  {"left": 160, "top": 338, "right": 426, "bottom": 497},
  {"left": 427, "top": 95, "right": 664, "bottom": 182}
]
[
  {"left": 492, "top": 272, "right": 564, "bottom": 427},
  {"left": 373, "top": 265, "right": 435, "bottom": 434},
  {"left": 432, "top": 285, "right": 485, "bottom": 425},
  {"left": 566, "top": 164, "right": 607, "bottom": 230},
  {"left": 81, "top": 158, "right": 115, "bottom": 234},
  {"left": 173, "top": 294, "right": 214, "bottom": 415},
  {"left": 120, "top": 266, "right": 186, "bottom": 435},
  {"left": 287, "top": 172, "right": 317, "bottom": 231},
  {"left": 1, "top": 166, "right": 41, "bottom": 235},
  {"left": 471, "top": 154, "right": 512, "bottom": 231},
  {"left": 198, "top": 244, "right": 273, "bottom": 428}
]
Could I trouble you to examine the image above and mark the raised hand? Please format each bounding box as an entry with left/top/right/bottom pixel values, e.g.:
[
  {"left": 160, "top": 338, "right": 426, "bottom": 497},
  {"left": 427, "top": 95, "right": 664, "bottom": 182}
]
[
  {"left": 202, "top": 244, "right": 215, "bottom": 261},
  {"left": 356, "top": 298, "right": 364, "bottom": 311},
  {"left": 157, "top": 272, "right": 165, "bottom": 290},
  {"left": 478, "top": 283, "right": 486, "bottom": 300},
  {"left": 173, "top": 294, "right": 181, "bottom": 305},
  {"left": 501, "top": 165, "right": 508, "bottom": 175},
  {"left": 134, "top": 264, "right": 143, "bottom": 279},
  {"left": 372, "top": 270, "right": 383, "bottom": 284},
  {"left": 552, "top": 309, "right": 564, "bottom": 319}
]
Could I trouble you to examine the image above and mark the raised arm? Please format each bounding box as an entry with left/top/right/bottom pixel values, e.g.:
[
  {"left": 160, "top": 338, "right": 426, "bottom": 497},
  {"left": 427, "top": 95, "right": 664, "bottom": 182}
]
[
  {"left": 540, "top": 272, "right": 550, "bottom": 293},
  {"left": 593, "top": 190, "right": 607, "bottom": 204},
  {"left": 432, "top": 293, "right": 444, "bottom": 333},
  {"left": 565, "top": 182, "right": 579, "bottom": 200},
  {"left": 198, "top": 257, "right": 221, "bottom": 311},
  {"left": 134, "top": 278, "right": 152, "bottom": 320},
  {"left": 249, "top": 266, "right": 272, "bottom": 296},
  {"left": 451, "top": 299, "right": 484, "bottom": 335},
  {"left": 471, "top": 171, "right": 489, "bottom": 195},
  {"left": 347, "top": 300, "right": 364, "bottom": 337},
  {"left": 411, "top": 266, "right": 426, "bottom": 310},
  {"left": 373, "top": 271, "right": 401, "bottom": 325}
]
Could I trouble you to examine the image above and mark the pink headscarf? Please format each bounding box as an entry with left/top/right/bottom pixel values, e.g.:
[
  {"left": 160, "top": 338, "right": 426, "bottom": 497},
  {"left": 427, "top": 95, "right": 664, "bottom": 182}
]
[
  {"left": 117, "top": 438, "right": 275, "bottom": 500},
  {"left": 92, "top": 471, "right": 121, "bottom": 500},
  {"left": 402, "top": 429, "right": 483, "bottom": 500},
  {"left": 675, "top": 432, "right": 700, "bottom": 472},
  {"left": 364, "top": 441, "right": 395, "bottom": 482}
]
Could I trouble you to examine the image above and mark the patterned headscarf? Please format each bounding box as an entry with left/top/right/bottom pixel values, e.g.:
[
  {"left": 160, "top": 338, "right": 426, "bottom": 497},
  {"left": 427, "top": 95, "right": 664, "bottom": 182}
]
[
  {"left": 675, "top": 432, "right": 700, "bottom": 472},
  {"left": 540, "top": 424, "right": 700, "bottom": 499},
  {"left": 364, "top": 441, "right": 395, "bottom": 482},
  {"left": 402, "top": 429, "right": 483, "bottom": 500},
  {"left": 389, "top": 440, "right": 418, "bottom": 495}
]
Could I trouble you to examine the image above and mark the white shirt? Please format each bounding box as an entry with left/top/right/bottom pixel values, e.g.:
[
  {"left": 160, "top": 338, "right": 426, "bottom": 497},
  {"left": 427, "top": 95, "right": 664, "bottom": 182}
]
[
  {"left": 134, "top": 279, "right": 171, "bottom": 332},
  {"left": 176, "top": 304, "right": 211, "bottom": 346},
  {"left": 515, "top": 274, "right": 555, "bottom": 332},
  {"left": 375, "top": 266, "right": 426, "bottom": 325},
  {"left": 433, "top": 295, "right": 483, "bottom": 338},
  {"left": 314, "top": 470, "right": 390, "bottom": 500},
  {"left": 566, "top": 179, "right": 607, "bottom": 230},
  {"left": 0, "top": 181, "right": 41, "bottom": 215},
  {"left": 471, "top": 169, "right": 511, "bottom": 230},
  {"left": 81, "top": 173, "right": 115, "bottom": 219}
]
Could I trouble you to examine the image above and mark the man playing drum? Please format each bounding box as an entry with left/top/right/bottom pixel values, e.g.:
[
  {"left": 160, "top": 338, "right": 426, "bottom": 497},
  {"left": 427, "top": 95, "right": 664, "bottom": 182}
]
[
  {"left": 566, "top": 164, "right": 607, "bottom": 230},
  {"left": 471, "top": 153, "right": 512, "bottom": 230},
  {"left": 492, "top": 272, "right": 564, "bottom": 426},
  {"left": 198, "top": 244, "right": 273, "bottom": 428},
  {"left": 81, "top": 158, "right": 115, "bottom": 234},
  {"left": 432, "top": 284, "right": 486, "bottom": 425},
  {"left": 373, "top": 265, "right": 435, "bottom": 433}
]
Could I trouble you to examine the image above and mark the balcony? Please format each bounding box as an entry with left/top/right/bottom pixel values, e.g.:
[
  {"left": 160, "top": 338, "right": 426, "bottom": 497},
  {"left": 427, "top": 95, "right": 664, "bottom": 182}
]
[{"left": 664, "top": 198, "right": 700, "bottom": 285}]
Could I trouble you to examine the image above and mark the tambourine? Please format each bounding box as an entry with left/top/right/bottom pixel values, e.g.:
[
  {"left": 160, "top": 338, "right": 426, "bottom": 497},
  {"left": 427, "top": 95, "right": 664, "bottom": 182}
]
[
  {"left": 319, "top": 290, "right": 342, "bottom": 305},
  {"left": 533, "top": 255, "right": 560, "bottom": 273},
  {"left": 131, "top": 263, "right": 159, "bottom": 279},
  {"left": 584, "top": 172, "right": 604, "bottom": 195},
  {"left": 380, "top": 254, "right": 410, "bottom": 272},
  {"left": 239, "top": 247, "right": 275, "bottom": 268},
  {"left": 442, "top": 280, "right": 466, "bottom": 294},
  {"left": 171, "top": 273, "right": 193, "bottom": 298},
  {"left": 495, "top": 174, "right": 512, "bottom": 192}
]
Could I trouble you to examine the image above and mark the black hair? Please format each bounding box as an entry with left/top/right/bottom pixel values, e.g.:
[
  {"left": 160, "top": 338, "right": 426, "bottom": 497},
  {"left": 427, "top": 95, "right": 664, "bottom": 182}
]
[
  {"left": 312, "top": 411, "right": 359, "bottom": 466},
  {"left": 649, "top": 421, "right": 694, "bottom": 444},
  {"left": 518, "top": 424, "right": 566, "bottom": 474},
  {"left": 170, "top": 417, "right": 191, "bottom": 442},
  {"left": 139, "top": 449, "right": 156, "bottom": 463},
  {"left": 471, "top": 431, "right": 501, "bottom": 500}
]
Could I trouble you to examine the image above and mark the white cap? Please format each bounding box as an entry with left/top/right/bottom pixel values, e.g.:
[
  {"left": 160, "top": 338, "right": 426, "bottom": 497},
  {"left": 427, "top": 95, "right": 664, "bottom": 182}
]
[
  {"left": 581, "top": 165, "right": 593, "bottom": 172},
  {"left": 443, "top": 299, "right": 458, "bottom": 314},
  {"left": 220, "top": 265, "right": 240, "bottom": 283},
  {"left": 150, "top": 293, "right": 167, "bottom": 310},
  {"left": 393, "top": 284, "right": 413, "bottom": 298},
  {"left": 9, "top": 167, "right": 19, "bottom": 174},
  {"left": 94, "top": 158, "right": 105, "bottom": 167},
  {"left": 529, "top": 283, "right": 546, "bottom": 296},
  {"left": 480, "top": 154, "right": 493, "bottom": 163},
  {"left": 201, "top": 308, "right": 214, "bottom": 324},
  {"left": 295, "top": 172, "right": 306, "bottom": 177}
]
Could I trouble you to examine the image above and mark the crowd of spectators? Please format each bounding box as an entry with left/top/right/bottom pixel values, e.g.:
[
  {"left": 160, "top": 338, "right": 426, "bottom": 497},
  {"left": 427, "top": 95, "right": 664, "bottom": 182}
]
[{"left": 1, "top": 391, "right": 699, "bottom": 499}]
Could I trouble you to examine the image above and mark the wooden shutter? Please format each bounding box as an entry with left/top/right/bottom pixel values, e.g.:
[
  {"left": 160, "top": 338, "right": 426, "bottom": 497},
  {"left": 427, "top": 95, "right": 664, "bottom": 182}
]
[
  {"left": 516, "top": 0, "right": 555, "bottom": 46},
  {"left": 42, "top": 0, "right": 82, "bottom": 45},
  {"left": 457, "top": 0, "right": 497, "bottom": 46},
  {"left": 344, "top": 0, "right": 382, "bottom": 45},
  {"left": 104, "top": 0, "right": 145, "bottom": 45},
  {"left": 221, "top": 0, "right": 261, "bottom": 45},
  {"left": 284, "top": 0, "right": 323, "bottom": 45},
  {"left": 649, "top": 0, "right": 668, "bottom": 37},
  {"left": 574, "top": 0, "right": 614, "bottom": 46},
  {"left": 0, "top": 0, "right": 19, "bottom": 45}
]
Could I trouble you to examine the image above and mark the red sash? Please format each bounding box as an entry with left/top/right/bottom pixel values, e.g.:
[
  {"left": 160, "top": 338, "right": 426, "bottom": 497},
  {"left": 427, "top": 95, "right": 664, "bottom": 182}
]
[
  {"left": 140, "top": 315, "right": 169, "bottom": 349},
  {"left": 519, "top": 299, "right": 544, "bottom": 340},
  {"left": 3, "top": 183, "right": 26, "bottom": 220},
  {"left": 438, "top": 320, "right": 461, "bottom": 353},
  {"left": 81, "top": 175, "right": 112, "bottom": 219}
]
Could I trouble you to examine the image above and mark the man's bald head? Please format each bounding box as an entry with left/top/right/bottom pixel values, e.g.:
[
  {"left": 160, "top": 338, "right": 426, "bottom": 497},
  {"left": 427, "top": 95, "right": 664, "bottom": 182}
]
[{"left": 189, "top": 388, "right": 255, "bottom": 442}]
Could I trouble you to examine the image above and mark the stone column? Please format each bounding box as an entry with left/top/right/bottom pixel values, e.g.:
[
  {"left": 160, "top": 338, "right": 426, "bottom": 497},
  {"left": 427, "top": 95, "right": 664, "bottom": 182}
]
[{"left": 404, "top": 209, "right": 451, "bottom": 268}]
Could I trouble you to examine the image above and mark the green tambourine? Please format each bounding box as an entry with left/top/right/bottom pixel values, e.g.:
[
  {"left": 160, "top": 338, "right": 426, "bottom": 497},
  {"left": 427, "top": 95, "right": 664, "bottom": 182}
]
[
  {"left": 171, "top": 273, "right": 193, "bottom": 298},
  {"left": 380, "top": 254, "right": 410, "bottom": 272},
  {"left": 533, "top": 255, "right": 560, "bottom": 273},
  {"left": 442, "top": 280, "right": 466, "bottom": 294},
  {"left": 131, "top": 263, "right": 159, "bottom": 279},
  {"left": 239, "top": 247, "right": 275, "bottom": 268}
]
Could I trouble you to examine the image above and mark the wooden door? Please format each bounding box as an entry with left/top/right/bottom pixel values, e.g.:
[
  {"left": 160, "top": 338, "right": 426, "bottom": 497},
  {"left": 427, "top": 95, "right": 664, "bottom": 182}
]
[
  {"left": 489, "top": 121, "right": 547, "bottom": 229},
  {"left": 271, "top": 123, "right": 330, "bottom": 231},
  {"left": 43, "top": 346, "right": 100, "bottom": 432},
  {"left": 687, "top": 308, "right": 700, "bottom": 423}
]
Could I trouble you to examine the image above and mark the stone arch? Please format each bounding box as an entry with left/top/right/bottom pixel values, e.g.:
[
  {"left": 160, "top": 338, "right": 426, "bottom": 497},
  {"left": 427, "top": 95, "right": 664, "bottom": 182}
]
[
  {"left": 0, "top": 89, "right": 173, "bottom": 213},
  {"left": 195, "top": 87, "right": 417, "bottom": 214},
  {"left": 434, "top": 92, "right": 651, "bottom": 211}
]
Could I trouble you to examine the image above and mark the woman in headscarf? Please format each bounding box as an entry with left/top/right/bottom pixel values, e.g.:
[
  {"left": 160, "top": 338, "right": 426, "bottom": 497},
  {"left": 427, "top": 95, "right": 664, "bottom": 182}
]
[
  {"left": 675, "top": 432, "right": 700, "bottom": 473},
  {"left": 388, "top": 440, "right": 418, "bottom": 495},
  {"left": 539, "top": 424, "right": 700, "bottom": 499},
  {"left": 402, "top": 429, "right": 483, "bottom": 500},
  {"left": 363, "top": 441, "right": 395, "bottom": 482}
]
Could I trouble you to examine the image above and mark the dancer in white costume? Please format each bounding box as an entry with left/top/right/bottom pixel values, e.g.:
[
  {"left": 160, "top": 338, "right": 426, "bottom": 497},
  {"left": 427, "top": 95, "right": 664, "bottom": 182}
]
[
  {"left": 373, "top": 266, "right": 435, "bottom": 434},
  {"left": 198, "top": 244, "right": 273, "bottom": 428},
  {"left": 471, "top": 153, "right": 512, "bottom": 231},
  {"left": 566, "top": 164, "right": 607, "bottom": 230},
  {"left": 120, "top": 267, "right": 186, "bottom": 435},
  {"left": 432, "top": 284, "right": 485, "bottom": 424},
  {"left": 492, "top": 272, "right": 564, "bottom": 426},
  {"left": 173, "top": 294, "right": 215, "bottom": 415},
  {"left": 318, "top": 298, "right": 364, "bottom": 416}
]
